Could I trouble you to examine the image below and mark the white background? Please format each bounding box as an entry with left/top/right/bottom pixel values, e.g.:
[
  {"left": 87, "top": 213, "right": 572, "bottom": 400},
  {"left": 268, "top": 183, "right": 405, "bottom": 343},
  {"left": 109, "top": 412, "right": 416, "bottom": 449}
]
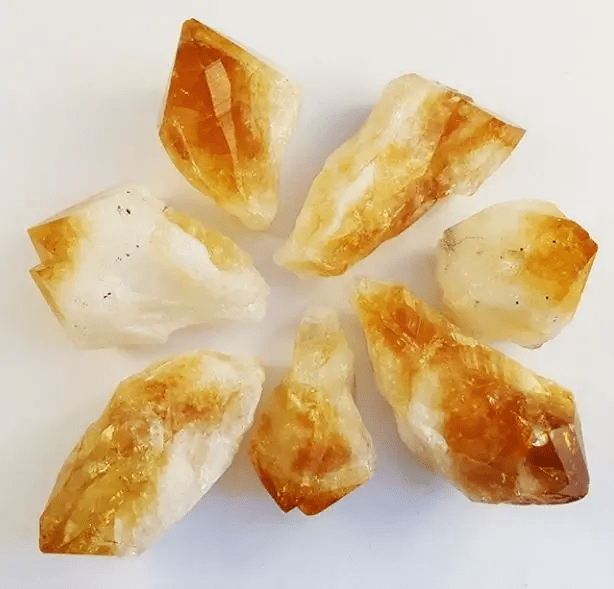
[{"left": 1, "top": 0, "right": 613, "bottom": 587}]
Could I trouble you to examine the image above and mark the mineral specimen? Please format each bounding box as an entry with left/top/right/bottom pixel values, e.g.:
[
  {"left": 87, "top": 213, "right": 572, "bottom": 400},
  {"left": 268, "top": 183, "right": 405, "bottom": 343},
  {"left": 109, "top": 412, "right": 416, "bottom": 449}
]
[
  {"left": 249, "top": 309, "right": 374, "bottom": 514},
  {"left": 40, "top": 351, "right": 265, "bottom": 555},
  {"left": 437, "top": 200, "right": 598, "bottom": 348},
  {"left": 159, "top": 19, "right": 301, "bottom": 230},
  {"left": 28, "top": 185, "right": 269, "bottom": 348},
  {"left": 276, "top": 74, "right": 525, "bottom": 276},
  {"left": 353, "top": 278, "right": 589, "bottom": 504}
]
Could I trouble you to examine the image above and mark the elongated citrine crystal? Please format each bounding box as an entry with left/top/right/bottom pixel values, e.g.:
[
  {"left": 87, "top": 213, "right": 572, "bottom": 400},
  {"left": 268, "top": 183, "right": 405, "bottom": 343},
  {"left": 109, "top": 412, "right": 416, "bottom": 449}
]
[
  {"left": 40, "top": 351, "right": 264, "bottom": 555},
  {"left": 354, "top": 278, "right": 589, "bottom": 504},
  {"left": 276, "top": 74, "right": 524, "bottom": 275}
]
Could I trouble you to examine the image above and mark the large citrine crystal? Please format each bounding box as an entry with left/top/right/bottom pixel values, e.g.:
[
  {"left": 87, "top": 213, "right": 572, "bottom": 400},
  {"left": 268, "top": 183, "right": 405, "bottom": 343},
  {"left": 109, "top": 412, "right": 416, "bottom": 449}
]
[
  {"left": 159, "top": 19, "right": 301, "bottom": 230},
  {"left": 249, "top": 309, "right": 374, "bottom": 514},
  {"left": 437, "top": 200, "right": 598, "bottom": 348},
  {"left": 40, "top": 351, "right": 264, "bottom": 555},
  {"left": 353, "top": 278, "right": 588, "bottom": 504},
  {"left": 28, "top": 185, "right": 269, "bottom": 348},
  {"left": 276, "top": 74, "right": 525, "bottom": 276}
]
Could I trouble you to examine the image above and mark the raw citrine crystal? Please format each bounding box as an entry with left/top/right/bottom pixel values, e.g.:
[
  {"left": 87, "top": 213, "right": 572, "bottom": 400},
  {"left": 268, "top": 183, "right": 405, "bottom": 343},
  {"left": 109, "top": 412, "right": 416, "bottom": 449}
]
[
  {"left": 353, "top": 278, "right": 588, "bottom": 504},
  {"left": 276, "top": 74, "right": 525, "bottom": 276},
  {"left": 437, "top": 200, "right": 598, "bottom": 348},
  {"left": 159, "top": 19, "right": 301, "bottom": 230},
  {"left": 40, "top": 351, "right": 264, "bottom": 555},
  {"left": 28, "top": 185, "right": 269, "bottom": 348},
  {"left": 249, "top": 309, "right": 374, "bottom": 514}
]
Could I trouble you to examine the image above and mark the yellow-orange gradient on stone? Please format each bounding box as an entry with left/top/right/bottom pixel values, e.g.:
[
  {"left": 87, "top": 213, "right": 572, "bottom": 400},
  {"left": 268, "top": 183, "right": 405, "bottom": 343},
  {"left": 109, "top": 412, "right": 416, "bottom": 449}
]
[
  {"left": 437, "top": 200, "right": 597, "bottom": 348},
  {"left": 354, "top": 278, "right": 588, "bottom": 504},
  {"left": 250, "top": 309, "right": 374, "bottom": 514},
  {"left": 40, "top": 351, "right": 264, "bottom": 555},
  {"left": 277, "top": 74, "right": 524, "bottom": 276},
  {"left": 159, "top": 19, "right": 301, "bottom": 230}
]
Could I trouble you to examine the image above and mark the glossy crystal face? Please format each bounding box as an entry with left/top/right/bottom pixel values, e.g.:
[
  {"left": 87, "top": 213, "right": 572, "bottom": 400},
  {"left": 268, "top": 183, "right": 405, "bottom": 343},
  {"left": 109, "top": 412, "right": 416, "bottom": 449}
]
[{"left": 159, "top": 19, "right": 301, "bottom": 230}]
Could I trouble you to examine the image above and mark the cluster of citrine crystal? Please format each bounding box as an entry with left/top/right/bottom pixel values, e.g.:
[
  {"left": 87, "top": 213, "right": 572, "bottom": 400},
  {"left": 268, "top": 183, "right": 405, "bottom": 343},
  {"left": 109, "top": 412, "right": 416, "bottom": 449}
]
[{"left": 31, "top": 16, "right": 598, "bottom": 559}]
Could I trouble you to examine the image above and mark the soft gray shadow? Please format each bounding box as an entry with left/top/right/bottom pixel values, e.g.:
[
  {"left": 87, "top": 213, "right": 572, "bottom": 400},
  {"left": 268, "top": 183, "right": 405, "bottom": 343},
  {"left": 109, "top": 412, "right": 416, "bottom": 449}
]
[
  {"left": 117, "top": 319, "right": 270, "bottom": 365},
  {"left": 405, "top": 249, "right": 445, "bottom": 311},
  {"left": 270, "top": 104, "right": 372, "bottom": 239},
  {"left": 333, "top": 312, "right": 449, "bottom": 526}
]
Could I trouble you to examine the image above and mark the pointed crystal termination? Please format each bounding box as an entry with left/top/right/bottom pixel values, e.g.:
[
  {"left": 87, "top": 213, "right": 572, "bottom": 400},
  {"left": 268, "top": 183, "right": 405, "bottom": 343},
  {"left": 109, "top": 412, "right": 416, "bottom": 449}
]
[
  {"left": 353, "top": 278, "right": 589, "bottom": 504},
  {"left": 40, "top": 351, "right": 264, "bottom": 556},
  {"left": 276, "top": 74, "right": 525, "bottom": 276},
  {"left": 28, "top": 185, "right": 270, "bottom": 348},
  {"left": 159, "top": 19, "right": 301, "bottom": 230},
  {"left": 249, "top": 309, "right": 374, "bottom": 514},
  {"left": 437, "top": 200, "right": 598, "bottom": 348}
]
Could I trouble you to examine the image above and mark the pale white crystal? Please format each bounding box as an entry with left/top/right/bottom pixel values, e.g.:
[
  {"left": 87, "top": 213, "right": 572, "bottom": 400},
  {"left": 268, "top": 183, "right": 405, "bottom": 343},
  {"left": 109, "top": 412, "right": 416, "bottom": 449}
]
[
  {"left": 28, "top": 185, "right": 270, "bottom": 348},
  {"left": 436, "top": 200, "right": 598, "bottom": 347}
]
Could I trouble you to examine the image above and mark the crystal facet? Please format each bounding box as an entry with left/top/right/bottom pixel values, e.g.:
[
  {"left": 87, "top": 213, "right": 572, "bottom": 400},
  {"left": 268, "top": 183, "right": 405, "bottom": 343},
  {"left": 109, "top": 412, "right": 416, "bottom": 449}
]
[
  {"left": 159, "top": 19, "right": 301, "bottom": 230},
  {"left": 354, "top": 278, "right": 588, "bottom": 504},
  {"left": 40, "top": 351, "right": 265, "bottom": 555},
  {"left": 249, "top": 309, "right": 374, "bottom": 514},
  {"left": 437, "top": 200, "right": 598, "bottom": 348},
  {"left": 276, "top": 74, "right": 525, "bottom": 276},
  {"left": 28, "top": 185, "right": 269, "bottom": 348}
]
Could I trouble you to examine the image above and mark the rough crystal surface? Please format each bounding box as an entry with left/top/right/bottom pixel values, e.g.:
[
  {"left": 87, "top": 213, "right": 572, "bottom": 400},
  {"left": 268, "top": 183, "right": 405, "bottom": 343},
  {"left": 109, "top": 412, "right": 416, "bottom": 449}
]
[
  {"left": 40, "top": 351, "right": 264, "bottom": 555},
  {"left": 159, "top": 19, "right": 301, "bottom": 230},
  {"left": 354, "top": 278, "right": 588, "bottom": 504},
  {"left": 249, "top": 308, "right": 374, "bottom": 514},
  {"left": 276, "top": 74, "right": 525, "bottom": 276},
  {"left": 28, "top": 185, "right": 269, "bottom": 348},
  {"left": 437, "top": 200, "right": 598, "bottom": 348}
]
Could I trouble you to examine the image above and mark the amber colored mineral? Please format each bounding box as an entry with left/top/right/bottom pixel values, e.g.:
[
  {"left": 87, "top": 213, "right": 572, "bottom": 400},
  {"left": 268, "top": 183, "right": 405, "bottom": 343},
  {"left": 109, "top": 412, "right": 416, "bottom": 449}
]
[
  {"left": 276, "top": 74, "right": 525, "bottom": 276},
  {"left": 353, "top": 278, "right": 588, "bottom": 504},
  {"left": 40, "top": 351, "right": 264, "bottom": 556},
  {"left": 28, "top": 185, "right": 269, "bottom": 348},
  {"left": 249, "top": 309, "right": 374, "bottom": 514},
  {"left": 437, "top": 200, "right": 598, "bottom": 348},
  {"left": 159, "top": 19, "right": 301, "bottom": 230}
]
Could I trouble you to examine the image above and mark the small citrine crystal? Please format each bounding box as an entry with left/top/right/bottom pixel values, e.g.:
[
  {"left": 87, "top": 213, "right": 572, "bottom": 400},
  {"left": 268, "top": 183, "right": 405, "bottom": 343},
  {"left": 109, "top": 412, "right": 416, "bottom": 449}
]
[
  {"left": 40, "top": 351, "right": 264, "bottom": 555},
  {"left": 437, "top": 200, "right": 598, "bottom": 347},
  {"left": 159, "top": 19, "right": 301, "bottom": 230},
  {"left": 354, "top": 278, "right": 588, "bottom": 504},
  {"left": 249, "top": 309, "right": 374, "bottom": 514},
  {"left": 28, "top": 185, "right": 269, "bottom": 348},
  {"left": 276, "top": 74, "right": 525, "bottom": 276}
]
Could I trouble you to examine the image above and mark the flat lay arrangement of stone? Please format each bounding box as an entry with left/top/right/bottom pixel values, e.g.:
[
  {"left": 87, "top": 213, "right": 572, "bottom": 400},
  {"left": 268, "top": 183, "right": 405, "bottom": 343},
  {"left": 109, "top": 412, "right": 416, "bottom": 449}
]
[{"left": 29, "top": 18, "right": 597, "bottom": 556}]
